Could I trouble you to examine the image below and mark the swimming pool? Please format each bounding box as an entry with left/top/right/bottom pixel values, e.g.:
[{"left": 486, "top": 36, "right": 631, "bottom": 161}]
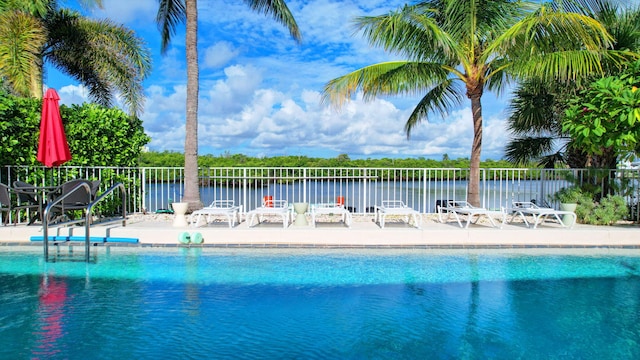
[{"left": 1, "top": 247, "right": 639, "bottom": 359}]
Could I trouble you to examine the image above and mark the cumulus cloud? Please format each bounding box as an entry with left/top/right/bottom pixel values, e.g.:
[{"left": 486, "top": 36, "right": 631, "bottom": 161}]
[
  {"left": 200, "top": 65, "right": 263, "bottom": 115},
  {"left": 159, "top": 47, "right": 185, "bottom": 75},
  {"left": 202, "top": 41, "right": 239, "bottom": 69},
  {"left": 57, "top": 84, "right": 130, "bottom": 113},
  {"left": 90, "top": 0, "right": 157, "bottom": 25},
  {"left": 143, "top": 85, "right": 186, "bottom": 151},
  {"left": 141, "top": 61, "right": 509, "bottom": 160},
  {"left": 57, "top": 85, "right": 89, "bottom": 107}
]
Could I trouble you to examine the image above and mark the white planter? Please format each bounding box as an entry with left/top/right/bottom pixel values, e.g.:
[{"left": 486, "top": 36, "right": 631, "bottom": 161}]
[
  {"left": 559, "top": 203, "right": 577, "bottom": 226},
  {"left": 171, "top": 202, "right": 189, "bottom": 227},
  {"left": 293, "top": 202, "right": 309, "bottom": 226}
]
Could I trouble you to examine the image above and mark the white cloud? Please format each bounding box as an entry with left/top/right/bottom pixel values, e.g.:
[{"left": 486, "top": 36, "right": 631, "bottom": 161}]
[
  {"left": 57, "top": 85, "right": 89, "bottom": 106},
  {"left": 57, "top": 84, "right": 131, "bottom": 113},
  {"left": 90, "top": 0, "right": 157, "bottom": 25},
  {"left": 156, "top": 48, "right": 186, "bottom": 82},
  {"left": 142, "top": 85, "right": 186, "bottom": 151},
  {"left": 202, "top": 41, "right": 239, "bottom": 69},
  {"left": 200, "top": 65, "right": 263, "bottom": 115},
  {"left": 141, "top": 59, "right": 510, "bottom": 159}
]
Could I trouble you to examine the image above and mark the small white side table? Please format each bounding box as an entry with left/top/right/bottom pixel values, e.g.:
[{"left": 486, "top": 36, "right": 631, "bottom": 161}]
[
  {"left": 293, "top": 202, "right": 309, "bottom": 226},
  {"left": 171, "top": 202, "right": 189, "bottom": 227}
]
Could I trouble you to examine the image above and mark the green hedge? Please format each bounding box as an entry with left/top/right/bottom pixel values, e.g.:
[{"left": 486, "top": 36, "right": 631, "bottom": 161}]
[
  {"left": 0, "top": 92, "right": 149, "bottom": 218},
  {"left": 0, "top": 92, "right": 149, "bottom": 168}
]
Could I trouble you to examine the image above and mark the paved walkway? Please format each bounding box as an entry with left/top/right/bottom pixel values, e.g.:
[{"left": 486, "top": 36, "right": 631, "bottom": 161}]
[{"left": 1, "top": 213, "right": 639, "bottom": 248}]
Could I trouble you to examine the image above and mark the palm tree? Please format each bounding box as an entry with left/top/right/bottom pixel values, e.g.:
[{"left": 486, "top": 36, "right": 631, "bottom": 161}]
[
  {"left": 505, "top": 77, "right": 586, "bottom": 168},
  {"left": 0, "top": 0, "right": 151, "bottom": 116},
  {"left": 156, "top": 0, "right": 301, "bottom": 211},
  {"left": 506, "top": 1, "right": 640, "bottom": 168},
  {"left": 323, "top": 0, "right": 613, "bottom": 206}
]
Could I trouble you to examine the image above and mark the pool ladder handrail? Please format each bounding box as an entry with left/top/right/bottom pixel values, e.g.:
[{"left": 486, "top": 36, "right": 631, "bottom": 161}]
[{"left": 43, "top": 182, "right": 127, "bottom": 262}]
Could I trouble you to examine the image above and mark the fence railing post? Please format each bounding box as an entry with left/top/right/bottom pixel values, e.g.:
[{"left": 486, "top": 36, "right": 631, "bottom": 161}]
[
  {"left": 302, "top": 168, "right": 307, "bottom": 203},
  {"left": 242, "top": 168, "right": 248, "bottom": 215},
  {"left": 363, "top": 168, "right": 368, "bottom": 213},
  {"left": 141, "top": 169, "right": 146, "bottom": 213}
]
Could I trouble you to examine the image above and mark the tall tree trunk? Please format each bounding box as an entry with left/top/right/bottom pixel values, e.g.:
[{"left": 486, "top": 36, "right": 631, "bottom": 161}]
[
  {"left": 566, "top": 146, "right": 588, "bottom": 168},
  {"left": 31, "top": 65, "right": 42, "bottom": 99},
  {"left": 468, "top": 95, "right": 483, "bottom": 207},
  {"left": 183, "top": 0, "right": 202, "bottom": 211}
]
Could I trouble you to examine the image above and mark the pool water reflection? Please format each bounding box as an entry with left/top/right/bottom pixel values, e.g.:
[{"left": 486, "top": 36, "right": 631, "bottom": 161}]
[{"left": 0, "top": 247, "right": 639, "bottom": 359}]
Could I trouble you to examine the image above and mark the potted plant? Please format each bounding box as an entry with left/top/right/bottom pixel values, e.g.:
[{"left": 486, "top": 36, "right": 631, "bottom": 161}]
[{"left": 550, "top": 187, "right": 583, "bottom": 226}]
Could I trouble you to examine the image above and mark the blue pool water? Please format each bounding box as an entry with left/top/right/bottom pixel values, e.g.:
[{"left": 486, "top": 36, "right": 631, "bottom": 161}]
[{"left": 1, "top": 247, "right": 639, "bottom": 359}]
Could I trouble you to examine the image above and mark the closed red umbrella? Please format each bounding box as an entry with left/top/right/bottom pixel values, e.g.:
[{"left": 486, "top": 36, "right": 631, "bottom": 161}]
[{"left": 37, "top": 88, "right": 71, "bottom": 167}]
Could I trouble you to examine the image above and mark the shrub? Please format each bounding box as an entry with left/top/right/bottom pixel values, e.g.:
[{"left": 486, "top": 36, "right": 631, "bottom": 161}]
[
  {"left": 551, "top": 187, "right": 585, "bottom": 203},
  {"left": 556, "top": 188, "right": 628, "bottom": 225},
  {"left": 574, "top": 197, "right": 595, "bottom": 223},
  {"left": 578, "top": 195, "right": 628, "bottom": 225}
]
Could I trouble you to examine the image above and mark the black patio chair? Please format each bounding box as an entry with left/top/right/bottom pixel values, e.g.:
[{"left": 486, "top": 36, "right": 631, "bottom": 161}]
[
  {"left": 12, "top": 181, "right": 43, "bottom": 225},
  {"left": 89, "top": 180, "right": 101, "bottom": 201},
  {"left": 47, "top": 179, "right": 93, "bottom": 223},
  {"left": 0, "top": 183, "right": 12, "bottom": 225}
]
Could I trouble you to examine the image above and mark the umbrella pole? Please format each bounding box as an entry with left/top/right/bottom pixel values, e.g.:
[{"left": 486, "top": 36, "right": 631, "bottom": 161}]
[
  {"left": 43, "top": 167, "right": 52, "bottom": 262},
  {"left": 43, "top": 208, "right": 49, "bottom": 261}
]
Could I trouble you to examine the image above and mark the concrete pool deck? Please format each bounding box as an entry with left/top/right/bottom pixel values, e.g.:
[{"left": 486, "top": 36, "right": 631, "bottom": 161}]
[{"left": 0, "top": 213, "right": 639, "bottom": 248}]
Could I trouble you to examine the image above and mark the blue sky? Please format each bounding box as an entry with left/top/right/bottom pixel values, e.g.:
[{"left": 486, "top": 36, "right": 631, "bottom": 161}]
[{"left": 48, "top": 0, "right": 535, "bottom": 160}]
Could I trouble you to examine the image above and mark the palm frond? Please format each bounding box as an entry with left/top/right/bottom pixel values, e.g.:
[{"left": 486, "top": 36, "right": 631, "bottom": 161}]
[
  {"left": 354, "top": 4, "right": 456, "bottom": 63},
  {"left": 484, "top": 60, "right": 514, "bottom": 96},
  {"left": 322, "top": 61, "right": 448, "bottom": 108},
  {"left": 513, "top": 50, "right": 606, "bottom": 81},
  {"left": 549, "top": 0, "right": 609, "bottom": 15},
  {"left": 596, "top": 2, "right": 640, "bottom": 52},
  {"left": 404, "top": 78, "right": 464, "bottom": 137},
  {"left": 0, "top": 11, "right": 46, "bottom": 96},
  {"left": 537, "top": 152, "right": 567, "bottom": 169},
  {"left": 244, "top": 0, "right": 301, "bottom": 42},
  {"left": 442, "top": 0, "right": 528, "bottom": 45},
  {"left": 156, "top": 0, "right": 185, "bottom": 53},
  {"left": 82, "top": 19, "right": 151, "bottom": 116},
  {"left": 504, "top": 136, "right": 557, "bottom": 165},
  {"left": 0, "top": 0, "right": 52, "bottom": 17},
  {"left": 489, "top": 7, "right": 613, "bottom": 80},
  {"left": 46, "top": 9, "right": 151, "bottom": 116},
  {"left": 507, "top": 79, "right": 566, "bottom": 134}
]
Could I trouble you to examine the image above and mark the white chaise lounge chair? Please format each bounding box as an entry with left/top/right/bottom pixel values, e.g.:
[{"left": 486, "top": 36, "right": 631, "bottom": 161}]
[
  {"left": 374, "top": 200, "right": 422, "bottom": 229},
  {"left": 438, "top": 200, "right": 506, "bottom": 228},
  {"left": 310, "top": 203, "right": 352, "bottom": 228},
  {"left": 507, "top": 201, "right": 576, "bottom": 229},
  {"left": 189, "top": 200, "right": 242, "bottom": 228},
  {"left": 247, "top": 199, "right": 290, "bottom": 228}
]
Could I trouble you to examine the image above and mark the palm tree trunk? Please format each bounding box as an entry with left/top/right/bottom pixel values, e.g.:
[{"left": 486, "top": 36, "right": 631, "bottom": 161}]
[
  {"left": 183, "top": 0, "right": 202, "bottom": 211},
  {"left": 468, "top": 95, "right": 483, "bottom": 207},
  {"left": 31, "top": 65, "right": 43, "bottom": 99}
]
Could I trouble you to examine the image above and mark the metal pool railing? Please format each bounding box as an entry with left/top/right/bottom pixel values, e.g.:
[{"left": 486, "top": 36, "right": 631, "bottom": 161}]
[{"left": 2, "top": 166, "right": 639, "bottom": 220}]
